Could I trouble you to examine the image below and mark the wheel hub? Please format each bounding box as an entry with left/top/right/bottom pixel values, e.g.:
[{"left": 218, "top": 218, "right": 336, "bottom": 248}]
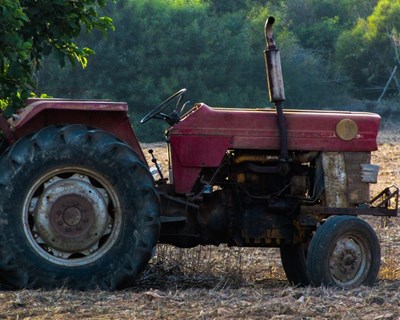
[
  {"left": 63, "top": 206, "right": 83, "bottom": 226},
  {"left": 49, "top": 194, "right": 95, "bottom": 238},
  {"left": 330, "top": 238, "right": 362, "bottom": 282},
  {"left": 34, "top": 175, "right": 109, "bottom": 253}
]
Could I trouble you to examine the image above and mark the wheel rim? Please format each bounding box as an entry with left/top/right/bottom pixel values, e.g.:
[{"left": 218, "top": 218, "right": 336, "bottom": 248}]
[
  {"left": 23, "top": 166, "right": 122, "bottom": 266},
  {"left": 329, "top": 235, "right": 370, "bottom": 287}
]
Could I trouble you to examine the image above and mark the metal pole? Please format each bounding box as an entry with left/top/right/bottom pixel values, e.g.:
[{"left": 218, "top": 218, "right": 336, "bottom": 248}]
[{"left": 377, "top": 65, "right": 398, "bottom": 103}]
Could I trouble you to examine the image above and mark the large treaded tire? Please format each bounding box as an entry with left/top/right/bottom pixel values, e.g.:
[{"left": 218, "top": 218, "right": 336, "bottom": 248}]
[
  {"left": 307, "top": 215, "right": 380, "bottom": 288},
  {"left": 0, "top": 125, "right": 160, "bottom": 290},
  {"left": 280, "top": 242, "right": 310, "bottom": 286}
]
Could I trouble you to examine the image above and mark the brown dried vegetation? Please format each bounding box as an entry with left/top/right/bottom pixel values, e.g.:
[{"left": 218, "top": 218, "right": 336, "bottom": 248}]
[{"left": 1, "top": 131, "right": 400, "bottom": 319}]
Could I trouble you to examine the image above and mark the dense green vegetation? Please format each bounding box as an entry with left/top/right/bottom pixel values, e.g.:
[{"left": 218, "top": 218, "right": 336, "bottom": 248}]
[
  {"left": 2, "top": 0, "right": 400, "bottom": 141},
  {"left": 0, "top": 0, "right": 113, "bottom": 116}
]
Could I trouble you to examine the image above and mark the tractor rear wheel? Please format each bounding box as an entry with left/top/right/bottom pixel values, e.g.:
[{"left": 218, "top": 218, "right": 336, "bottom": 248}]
[
  {"left": 280, "top": 242, "right": 310, "bottom": 286},
  {"left": 307, "top": 215, "right": 380, "bottom": 288},
  {"left": 0, "top": 125, "right": 160, "bottom": 290}
]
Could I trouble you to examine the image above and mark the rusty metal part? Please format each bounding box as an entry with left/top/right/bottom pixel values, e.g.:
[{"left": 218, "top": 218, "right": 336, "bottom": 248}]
[
  {"left": 344, "top": 152, "right": 371, "bottom": 204},
  {"left": 34, "top": 175, "right": 110, "bottom": 253},
  {"left": 322, "top": 151, "right": 376, "bottom": 206},
  {"left": 322, "top": 152, "right": 349, "bottom": 207},
  {"left": 234, "top": 154, "right": 277, "bottom": 164},
  {"left": 300, "top": 186, "right": 399, "bottom": 218},
  {"left": 23, "top": 168, "right": 121, "bottom": 266},
  {"left": 264, "top": 17, "right": 285, "bottom": 102},
  {"left": 265, "top": 16, "right": 276, "bottom": 49},
  {"left": 369, "top": 185, "right": 399, "bottom": 211},
  {"left": 329, "top": 236, "right": 368, "bottom": 287},
  {"left": 300, "top": 205, "right": 398, "bottom": 217}
]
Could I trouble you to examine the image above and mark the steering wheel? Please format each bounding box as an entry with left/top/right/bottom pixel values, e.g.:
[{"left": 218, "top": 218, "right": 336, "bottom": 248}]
[{"left": 140, "top": 88, "right": 187, "bottom": 124}]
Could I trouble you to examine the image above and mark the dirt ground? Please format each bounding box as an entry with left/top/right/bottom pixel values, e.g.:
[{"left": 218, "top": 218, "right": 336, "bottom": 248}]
[{"left": 1, "top": 130, "right": 400, "bottom": 319}]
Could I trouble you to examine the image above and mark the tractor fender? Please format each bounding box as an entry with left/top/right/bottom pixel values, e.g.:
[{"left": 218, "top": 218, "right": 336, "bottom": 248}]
[{"left": 4, "top": 98, "right": 146, "bottom": 164}]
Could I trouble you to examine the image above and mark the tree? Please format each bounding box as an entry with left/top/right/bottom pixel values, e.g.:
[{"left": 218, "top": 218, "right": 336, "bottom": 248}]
[
  {"left": 335, "top": 0, "right": 400, "bottom": 97},
  {"left": 205, "top": 0, "right": 266, "bottom": 14},
  {"left": 0, "top": 0, "right": 114, "bottom": 116},
  {"left": 281, "top": 0, "right": 378, "bottom": 53}
]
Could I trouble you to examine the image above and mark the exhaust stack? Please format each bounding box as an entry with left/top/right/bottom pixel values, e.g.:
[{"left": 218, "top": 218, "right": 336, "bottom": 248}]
[
  {"left": 264, "top": 17, "right": 289, "bottom": 173},
  {"left": 264, "top": 16, "right": 285, "bottom": 102}
]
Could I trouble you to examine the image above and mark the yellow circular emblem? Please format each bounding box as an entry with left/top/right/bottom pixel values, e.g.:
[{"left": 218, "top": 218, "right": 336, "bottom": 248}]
[{"left": 336, "top": 119, "right": 358, "bottom": 141}]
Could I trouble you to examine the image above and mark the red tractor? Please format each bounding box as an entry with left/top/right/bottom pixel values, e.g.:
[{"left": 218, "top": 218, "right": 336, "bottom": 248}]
[{"left": 0, "top": 17, "right": 396, "bottom": 290}]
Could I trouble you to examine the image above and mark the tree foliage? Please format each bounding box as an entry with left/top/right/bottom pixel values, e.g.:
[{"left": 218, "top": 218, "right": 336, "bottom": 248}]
[
  {"left": 282, "top": 0, "right": 377, "bottom": 52},
  {"left": 335, "top": 0, "right": 400, "bottom": 96},
  {"left": 0, "top": 0, "right": 113, "bottom": 115}
]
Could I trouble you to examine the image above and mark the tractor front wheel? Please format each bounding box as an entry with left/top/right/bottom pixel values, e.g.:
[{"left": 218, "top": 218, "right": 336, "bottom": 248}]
[
  {"left": 0, "top": 125, "right": 160, "bottom": 290},
  {"left": 307, "top": 215, "right": 380, "bottom": 288}
]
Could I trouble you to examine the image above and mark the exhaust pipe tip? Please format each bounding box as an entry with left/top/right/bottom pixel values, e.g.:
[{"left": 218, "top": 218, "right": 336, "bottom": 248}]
[{"left": 265, "top": 16, "right": 276, "bottom": 49}]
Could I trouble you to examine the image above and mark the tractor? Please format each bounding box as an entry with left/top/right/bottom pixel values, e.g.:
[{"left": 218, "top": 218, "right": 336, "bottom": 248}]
[{"left": 0, "top": 17, "right": 396, "bottom": 290}]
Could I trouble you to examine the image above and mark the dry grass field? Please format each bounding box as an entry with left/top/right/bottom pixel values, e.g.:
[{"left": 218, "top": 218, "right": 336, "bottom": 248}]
[{"left": 1, "top": 130, "right": 400, "bottom": 319}]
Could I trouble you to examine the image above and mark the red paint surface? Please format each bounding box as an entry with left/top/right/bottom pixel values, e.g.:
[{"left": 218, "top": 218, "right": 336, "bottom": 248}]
[
  {"left": 12, "top": 99, "right": 146, "bottom": 163},
  {"left": 168, "top": 103, "right": 380, "bottom": 194}
]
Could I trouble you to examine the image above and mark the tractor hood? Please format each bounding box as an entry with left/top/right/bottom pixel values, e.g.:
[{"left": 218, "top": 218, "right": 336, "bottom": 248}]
[
  {"left": 168, "top": 103, "right": 380, "bottom": 152},
  {"left": 167, "top": 103, "right": 380, "bottom": 193}
]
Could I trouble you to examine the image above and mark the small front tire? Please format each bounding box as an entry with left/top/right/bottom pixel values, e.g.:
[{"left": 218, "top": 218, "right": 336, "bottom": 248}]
[{"left": 307, "top": 215, "right": 380, "bottom": 288}]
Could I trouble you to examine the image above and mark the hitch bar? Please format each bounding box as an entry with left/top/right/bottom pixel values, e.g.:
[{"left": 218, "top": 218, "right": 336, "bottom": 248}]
[{"left": 300, "top": 186, "right": 399, "bottom": 217}]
